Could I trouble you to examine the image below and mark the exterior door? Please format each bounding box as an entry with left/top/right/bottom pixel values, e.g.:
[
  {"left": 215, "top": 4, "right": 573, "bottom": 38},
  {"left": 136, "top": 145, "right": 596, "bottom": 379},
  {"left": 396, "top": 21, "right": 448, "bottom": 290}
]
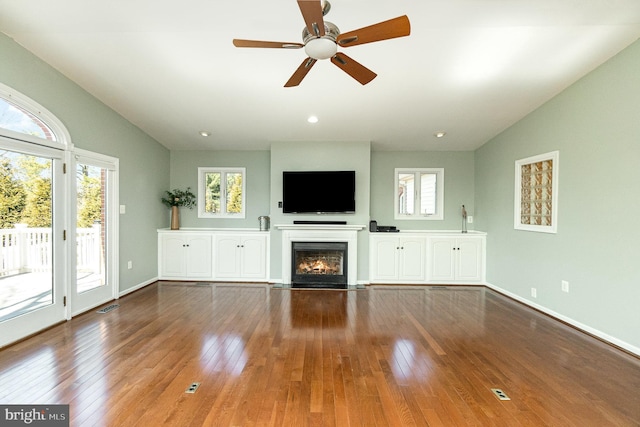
[
  {"left": 0, "top": 138, "right": 66, "bottom": 347},
  {"left": 70, "top": 149, "right": 118, "bottom": 315}
]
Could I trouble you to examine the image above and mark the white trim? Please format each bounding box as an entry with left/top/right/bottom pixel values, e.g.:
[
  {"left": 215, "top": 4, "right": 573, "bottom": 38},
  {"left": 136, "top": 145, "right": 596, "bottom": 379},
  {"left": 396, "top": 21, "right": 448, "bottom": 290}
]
[
  {"left": 275, "top": 224, "right": 366, "bottom": 231},
  {"left": 514, "top": 150, "right": 559, "bottom": 233},
  {"left": 197, "top": 167, "right": 246, "bottom": 219},
  {"left": 485, "top": 281, "right": 640, "bottom": 357},
  {"left": 119, "top": 277, "right": 158, "bottom": 297},
  {"left": 0, "top": 82, "right": 73, "bottom": 150},
  {"left": 74, "top": 147, "right": 119, "bottom": 170},
  {"left": 69, "top": 148, "right": 120, "bottom": 313},
  {"left": 394, "top": 168, "right": 444, "bottom": 220},
  {"left": 0, "top": 138, "right": 68, "bottom": 347},
  {"left": 280, "top": 228, "right": 360, "bottom": 287}
]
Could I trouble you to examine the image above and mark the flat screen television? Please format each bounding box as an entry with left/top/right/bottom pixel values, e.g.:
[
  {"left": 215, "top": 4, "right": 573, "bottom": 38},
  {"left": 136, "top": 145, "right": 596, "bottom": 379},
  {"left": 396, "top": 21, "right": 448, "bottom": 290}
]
[{"left": 282, "top": 170, "right": 356, "bottom": 214}]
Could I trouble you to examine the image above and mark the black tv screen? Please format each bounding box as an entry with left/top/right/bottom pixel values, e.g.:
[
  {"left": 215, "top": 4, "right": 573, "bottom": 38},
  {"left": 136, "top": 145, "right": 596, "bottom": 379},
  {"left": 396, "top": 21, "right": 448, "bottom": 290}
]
[{"left": 282, "top": 171, "right": 356, "bottom": 214}]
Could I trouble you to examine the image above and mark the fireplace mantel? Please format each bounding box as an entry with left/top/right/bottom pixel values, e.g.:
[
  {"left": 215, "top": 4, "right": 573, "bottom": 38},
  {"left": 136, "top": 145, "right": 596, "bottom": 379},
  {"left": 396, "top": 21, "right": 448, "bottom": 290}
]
[
  {"left": 275, "top": 224, "right": 366, "bottom": 231},
  {"left": 276, "top": 224, "right": 365, "bottom": 287}
]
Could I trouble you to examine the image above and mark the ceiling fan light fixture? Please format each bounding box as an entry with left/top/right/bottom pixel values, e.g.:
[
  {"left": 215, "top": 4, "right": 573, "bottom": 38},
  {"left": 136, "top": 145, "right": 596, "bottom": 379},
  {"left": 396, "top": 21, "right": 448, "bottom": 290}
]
[{"left": 304, "top": 37, "right": 337, "bottom": 60}]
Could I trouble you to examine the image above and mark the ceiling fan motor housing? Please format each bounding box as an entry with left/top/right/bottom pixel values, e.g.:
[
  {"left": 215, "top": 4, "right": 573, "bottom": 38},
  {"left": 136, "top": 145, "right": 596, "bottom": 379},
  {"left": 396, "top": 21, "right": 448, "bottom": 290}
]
[{"left": 303, "top": 22, "right": 340, "bottom": 60}]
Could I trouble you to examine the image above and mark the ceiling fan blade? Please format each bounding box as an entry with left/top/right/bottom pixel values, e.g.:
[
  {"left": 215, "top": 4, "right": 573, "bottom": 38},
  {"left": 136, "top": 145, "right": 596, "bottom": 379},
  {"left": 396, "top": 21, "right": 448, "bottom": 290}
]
[
  {"left": 330, "top": 52, "right": 377, "bottom": 85},
  {"left": 233, "top": 39, "right": 303, "bottom": 49},
  {"left": 297, "top": 0, "right": 325, "bottom": 37},
  {"left": 285, "top": 57, "right": 318, "bottom": 87},
  {"left": 337, "top": 15, "right": 410, "bottom": 47}
]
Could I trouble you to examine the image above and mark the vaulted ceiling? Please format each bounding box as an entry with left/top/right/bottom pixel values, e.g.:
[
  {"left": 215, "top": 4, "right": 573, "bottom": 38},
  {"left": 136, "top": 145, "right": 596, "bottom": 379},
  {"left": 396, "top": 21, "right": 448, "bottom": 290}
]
[{"left": 1, "top": 0, "right": 640, "bottom": 151}]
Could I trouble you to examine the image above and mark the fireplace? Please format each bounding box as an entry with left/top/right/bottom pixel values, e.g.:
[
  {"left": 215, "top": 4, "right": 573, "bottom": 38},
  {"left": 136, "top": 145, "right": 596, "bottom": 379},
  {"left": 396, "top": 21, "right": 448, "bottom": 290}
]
[
  {"left": 291, "top": 242, "right": 348, "bottom": 289},
  {"left": 278, "top": 224, "right": 364, "bottom": 288}
]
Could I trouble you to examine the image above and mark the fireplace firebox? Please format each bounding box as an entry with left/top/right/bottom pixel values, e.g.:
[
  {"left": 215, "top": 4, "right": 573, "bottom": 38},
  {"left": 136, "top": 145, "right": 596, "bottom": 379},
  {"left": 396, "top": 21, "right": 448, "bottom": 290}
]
[{"left": 291, "top": 242, "right": 348, "bottom": 289}]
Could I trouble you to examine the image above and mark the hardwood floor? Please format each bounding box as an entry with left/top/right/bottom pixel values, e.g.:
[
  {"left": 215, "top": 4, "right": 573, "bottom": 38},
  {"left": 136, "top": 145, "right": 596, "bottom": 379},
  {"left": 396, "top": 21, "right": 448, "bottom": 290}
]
[{"left": 1, "top": 282, "right": 639, "bottom": 426}]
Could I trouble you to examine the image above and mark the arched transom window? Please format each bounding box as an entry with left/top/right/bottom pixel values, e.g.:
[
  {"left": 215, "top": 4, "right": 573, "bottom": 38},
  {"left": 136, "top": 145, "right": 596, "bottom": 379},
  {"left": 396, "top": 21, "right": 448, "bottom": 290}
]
[
  {"left": 0, "top": 82, "right": 71, "bottom": 149},
  {"left": 0, "top": 97, "right": 57, "bottom": 141}
]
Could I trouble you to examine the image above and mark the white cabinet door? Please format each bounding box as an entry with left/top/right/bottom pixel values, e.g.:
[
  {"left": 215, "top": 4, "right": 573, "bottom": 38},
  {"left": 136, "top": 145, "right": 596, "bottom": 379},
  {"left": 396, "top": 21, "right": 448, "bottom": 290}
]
[
  {"left": 240, "top": 235, "right": 267, "bottom": 279},
  {"left": 370, "top": 236, "right": 399, "bottom": 281},
  {"left": 456, "top": 238, "right": 482, "bottom": 282},
  {"left": 398, "top": 237, "right": 426, "bottom": 281},
  {"left": 427, "top": 236, "right": 483, "bottom": 282},
  {"left": 159, "top": 234, "right": 187, "bottom": 277},
  {"left": 185, "top": 235, "right": 213, "bottom": 278},
  {"left": 427, "top": 238, "right": 456, "bottom": 281},
  {"left": 215, "top": 235, "right": 241, "bottom": 278},
  {"left": 370, "top": 234, "right": 426, "bottom": 283},
  {"left": 214, "top": 233, "right": 268, "bottom": 280},
  {"left": 159, "top": 233, "right": 213, "bottom": 279}
]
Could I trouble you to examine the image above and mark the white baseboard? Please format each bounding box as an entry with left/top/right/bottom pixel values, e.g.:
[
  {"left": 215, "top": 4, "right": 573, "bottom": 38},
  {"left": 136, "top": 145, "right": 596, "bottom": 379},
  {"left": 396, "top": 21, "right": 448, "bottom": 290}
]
[
  {"left": 119, "top": 276, "right": 158, "bottom": 298},
  {"left": 485, "top": 282, "right": 640, "bottom": 357}
]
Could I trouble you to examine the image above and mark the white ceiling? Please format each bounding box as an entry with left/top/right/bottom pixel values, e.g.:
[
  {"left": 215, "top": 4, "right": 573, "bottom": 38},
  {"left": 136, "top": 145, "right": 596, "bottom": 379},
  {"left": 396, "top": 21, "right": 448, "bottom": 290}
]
[{"left": 1, "top": 0, "right": 640, "bottom": 152}]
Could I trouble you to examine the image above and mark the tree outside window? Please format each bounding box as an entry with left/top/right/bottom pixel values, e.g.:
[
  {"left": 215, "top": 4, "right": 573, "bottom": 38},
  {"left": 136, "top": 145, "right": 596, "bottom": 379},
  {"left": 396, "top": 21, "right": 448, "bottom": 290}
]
[{"left": 198, "top": 167, "right": 246, "bottom": 218}]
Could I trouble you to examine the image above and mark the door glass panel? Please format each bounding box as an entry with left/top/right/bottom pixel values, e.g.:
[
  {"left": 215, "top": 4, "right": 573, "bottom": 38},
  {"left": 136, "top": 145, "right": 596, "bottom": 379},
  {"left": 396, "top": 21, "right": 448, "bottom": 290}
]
[
  {"left": 76, "top": 163, "right": 106, "bottom": 293},
  {"left": 0, "top": 150, "right": 53, "bottom": 322}
]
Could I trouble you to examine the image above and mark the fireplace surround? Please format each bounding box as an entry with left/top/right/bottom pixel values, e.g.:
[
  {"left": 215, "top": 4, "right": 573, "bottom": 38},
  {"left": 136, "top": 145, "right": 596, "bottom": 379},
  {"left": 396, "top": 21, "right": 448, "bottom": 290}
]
[{"left": 277, "top": 224, "right": 364, "bottom": 288}]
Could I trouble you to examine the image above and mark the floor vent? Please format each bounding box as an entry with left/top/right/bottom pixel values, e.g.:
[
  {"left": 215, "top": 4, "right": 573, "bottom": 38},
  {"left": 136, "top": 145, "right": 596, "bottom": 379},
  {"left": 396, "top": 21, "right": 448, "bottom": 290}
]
[
  {"left": 491, "top": 388, "right": 511, "bottom": 401},
  {"left": 185, "top": 382, "right": 201, "bottom": 394},
  {"left": 97, "top": 304, "right": 120, "bottom": 314}
]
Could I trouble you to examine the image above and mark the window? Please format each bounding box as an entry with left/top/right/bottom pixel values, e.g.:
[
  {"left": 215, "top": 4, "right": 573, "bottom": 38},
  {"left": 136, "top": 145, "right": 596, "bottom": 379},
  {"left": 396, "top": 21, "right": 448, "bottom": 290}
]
[
  {"left": 514, "top": 151, "right": 559, "bottom": 233},
  {"left": 0, "top": 97, "right": 56, "bottom": 140},
  {"left": 0, "top": 82, "right": 71, "bottom": 150},
  {"left": 198, "top": 167, "right": 246, "bottom": 218},
  {"left": 394, "top": 168, "right": 444, "bottom": 220}
]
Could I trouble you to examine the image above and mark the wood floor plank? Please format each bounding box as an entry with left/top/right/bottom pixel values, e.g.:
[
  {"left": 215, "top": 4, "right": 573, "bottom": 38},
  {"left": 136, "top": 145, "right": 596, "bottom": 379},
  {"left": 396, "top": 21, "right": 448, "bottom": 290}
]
[{"left": 1, "top": 283, "right": 640, "bottom": 426}]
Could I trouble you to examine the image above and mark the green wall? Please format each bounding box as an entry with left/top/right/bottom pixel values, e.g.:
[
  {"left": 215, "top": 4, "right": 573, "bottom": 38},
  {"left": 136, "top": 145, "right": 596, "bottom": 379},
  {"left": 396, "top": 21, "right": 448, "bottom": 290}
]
[
  {"left": 475, "top": 39, "right": 640, "bottom": 352},
  {"left": 0, "top": 33, "right": 170, "bottom": 294},
  {"left": 169, "top": 150, "right": 271, "bottom": 229},
  {"left": 167, "top": 143, "right": 476, "bottom": 283},
  {"left": 370, "top": 151, "right": 475, "bottom": 231},
  {"left": 269, "top": 141, "right": 372, "bottom": 281}
]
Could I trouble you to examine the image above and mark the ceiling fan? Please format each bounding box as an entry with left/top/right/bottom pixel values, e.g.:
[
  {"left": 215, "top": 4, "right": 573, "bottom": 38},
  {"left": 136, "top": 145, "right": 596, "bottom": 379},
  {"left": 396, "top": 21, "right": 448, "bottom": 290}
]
[{"left": 232, "top": 0, "right": 411, "bottom": 87}]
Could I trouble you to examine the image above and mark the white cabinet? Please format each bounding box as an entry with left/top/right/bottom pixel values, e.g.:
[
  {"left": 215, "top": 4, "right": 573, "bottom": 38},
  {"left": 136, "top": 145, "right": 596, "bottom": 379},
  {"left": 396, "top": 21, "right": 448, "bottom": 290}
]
[
  {"left": 427, "top": 236, "right": 484, "bottom": 283},
  {"left": 158, "top": 230, "right": 269, "bottom": 282},
  {"left": 159, "top": 233, "right": 212, "bottom": 279},
  {"left": 369, "top": 234, "right": 426, "bottom": 283},
  {"left": 214, "top": 233, "right": 268, "bottom": 281}
]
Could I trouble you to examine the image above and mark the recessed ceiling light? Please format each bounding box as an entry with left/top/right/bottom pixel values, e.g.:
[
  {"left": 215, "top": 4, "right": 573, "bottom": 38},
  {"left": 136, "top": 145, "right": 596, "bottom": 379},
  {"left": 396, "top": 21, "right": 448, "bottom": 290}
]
[
  {"left": 434, "top": 131, "right": 446, "bottom": 138},
  {"left": 199, "top": 131, "right": 211, "bottom": 137},
  {"left": 307, "top": 115, "right": 319, "bottom": 124}
]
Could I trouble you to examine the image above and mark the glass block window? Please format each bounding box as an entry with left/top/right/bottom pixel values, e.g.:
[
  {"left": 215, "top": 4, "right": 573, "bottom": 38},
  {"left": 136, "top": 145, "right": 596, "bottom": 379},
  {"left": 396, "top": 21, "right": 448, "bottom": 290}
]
[{"left": 514, "top": 151, "right": 559, "bottom": 233}]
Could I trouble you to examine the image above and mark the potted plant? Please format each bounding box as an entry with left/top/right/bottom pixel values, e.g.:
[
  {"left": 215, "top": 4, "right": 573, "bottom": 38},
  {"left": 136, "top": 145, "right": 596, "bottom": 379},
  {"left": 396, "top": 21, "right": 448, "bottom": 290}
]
[{"left": 161, "top": 188, "right": 196, "bottom": 230}]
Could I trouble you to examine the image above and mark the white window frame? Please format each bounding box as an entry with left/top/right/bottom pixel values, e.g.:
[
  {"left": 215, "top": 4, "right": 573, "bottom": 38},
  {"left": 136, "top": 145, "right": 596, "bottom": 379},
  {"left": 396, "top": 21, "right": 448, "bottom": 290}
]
[
  {"left": 198, "top": 167, "right": 246, "bottom": 219},
  {"left": 514, "top": 151, "right": 559, "bottom": 234},
  {"left": 394, "top": 168, "right": 444, "bottom": 220},
  {"left": 0, "top": 82, "right": 72, "bottom": 150}
]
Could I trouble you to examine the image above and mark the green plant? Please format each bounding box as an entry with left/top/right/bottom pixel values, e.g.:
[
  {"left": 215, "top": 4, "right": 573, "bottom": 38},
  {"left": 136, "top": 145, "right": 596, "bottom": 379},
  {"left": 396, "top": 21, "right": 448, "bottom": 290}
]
[{"left": 161, "top": 188, "right": 196, "bottom": 209}]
